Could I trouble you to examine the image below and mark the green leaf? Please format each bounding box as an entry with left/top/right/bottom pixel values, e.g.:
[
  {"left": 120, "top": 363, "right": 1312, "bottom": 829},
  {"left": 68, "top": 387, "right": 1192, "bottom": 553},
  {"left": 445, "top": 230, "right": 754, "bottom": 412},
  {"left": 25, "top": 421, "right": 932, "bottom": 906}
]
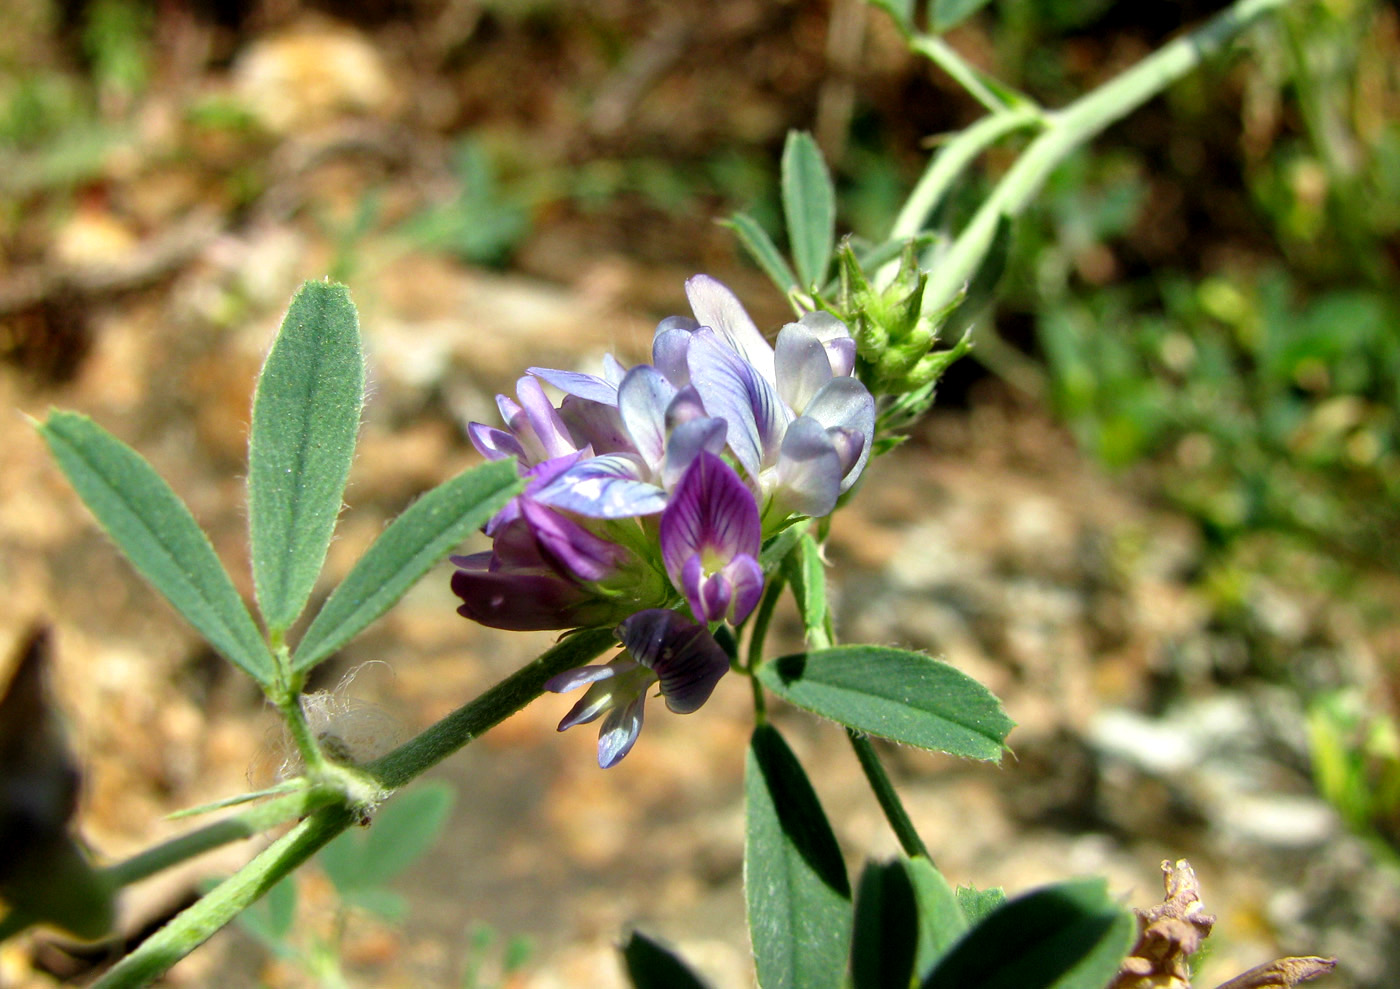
[
  {"left": 621, "top": 931, "right": 711, "bottom": 989},
  {"left": 38, "top": 411, "right": 274, "bottom": 683},
  {"left": 317, "top": 782, "right": 454, "bottom": 895},
  {"left": 906, "top": 858, "right": 967, "bottom": 978},
  {"left": 316, "top": 781, "right": 453, "bottom": 900},
  {"left": 315, "top": 829, "right": 365, "bottom": 895},
  {"left": 782, "top": 533, "right": 828, "bottom": 645},
  {"left": 850, "top": 860, "right": 918, "bottom": 989},
  {"left": 721, "top": 213, "right": 799, "bottom": 294},
  {"left": 359, "top": 781, "right": 454, "bottom": 887},
  {"left": 746, "top": 723, "right": 851, "bottom": 989},
  {"left": 954, "top": 884, "right": 1005, "bottom": 927},
  {"left": 931, "top": 0, "right": 992, "bottom": 32},
  {"left": 292, "top": 459, "right": 523, "bottom": 673},
  {"left": 757, "top": 647, "right": 1013, "bottom": 761},
  {"left": 781, "top": 131, "right": 836, "bottom": 290},
  {"left": 920, "top": 879, "right": 1136, "bottom": 989},
  {"left": 248, "top": 280, "right": 365, "bottom": 636},
  {"left": 865, "top": 0, "right": 914, "bottom": 33},
  {"left": 343, "top": 887, "right": 407, "bottom": 922}
]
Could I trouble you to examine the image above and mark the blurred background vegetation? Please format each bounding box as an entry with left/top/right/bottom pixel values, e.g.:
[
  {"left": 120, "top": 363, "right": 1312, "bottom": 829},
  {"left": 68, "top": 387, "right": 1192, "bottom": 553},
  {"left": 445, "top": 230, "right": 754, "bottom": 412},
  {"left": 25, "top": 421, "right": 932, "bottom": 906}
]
[{"left": 2, "top": 0, "right": 1398, "bottom": 982}]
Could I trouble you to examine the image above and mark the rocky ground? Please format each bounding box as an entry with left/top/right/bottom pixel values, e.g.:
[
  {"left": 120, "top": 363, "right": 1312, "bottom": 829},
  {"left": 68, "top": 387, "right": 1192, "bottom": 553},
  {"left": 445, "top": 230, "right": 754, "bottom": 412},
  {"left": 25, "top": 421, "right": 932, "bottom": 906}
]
[{"left": 1, "top": 5, "right": 1396, "bottom": 988}]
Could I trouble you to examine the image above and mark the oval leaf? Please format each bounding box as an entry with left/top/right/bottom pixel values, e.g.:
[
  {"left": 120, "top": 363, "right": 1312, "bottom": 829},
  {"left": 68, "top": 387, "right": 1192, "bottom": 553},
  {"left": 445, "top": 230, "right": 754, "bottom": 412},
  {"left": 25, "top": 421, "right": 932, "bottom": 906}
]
[
  {"left": 39, "top": 411, "right": 273, "bottom": 683},
  {"left": 757, "top": 646, "right": 1013, "bottom": 761},
  {"left": 360, "top": 781, "right": 454, "bottom": 887},
  {"left": 850, "top": 860, "right": 918, "bottom": 989},
  {"left": 292, "top": 458, "right": 522, "bottom": 672},
  {"left": 746, "top": 723, "right": 851, "bottom": 989},
  {"left": 906, "top": 857, "right": 968, "bottom": 978},
  {"left": 781, "top": 131, "right": 836, "bottom": 290},
  {"left": 621, "top": 931, "right": 711, "bottom": 989},
  {"left": 249, "top": 280, "right": 365, "bottom": 635},
  {"left": 920, "top": 879, "right": 1136, "bottom": 989}
]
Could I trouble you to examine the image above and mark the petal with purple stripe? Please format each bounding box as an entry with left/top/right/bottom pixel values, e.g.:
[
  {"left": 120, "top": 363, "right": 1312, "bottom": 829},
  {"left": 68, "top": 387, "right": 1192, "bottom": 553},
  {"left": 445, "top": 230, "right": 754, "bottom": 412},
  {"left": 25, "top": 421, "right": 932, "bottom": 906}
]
[
  {"left": 617, "top": 609, "right": 730, "bottom": 714},
  {"left": 684, "top": 275, "right": 776, "bottom": 382},
  {"left": 534, "top": 453, "right": 667, "bottom": 518},
  {"left": 660, "top": 451, "right": 761, "bottom": 581},
  {"left": 617, "top": 365, "right": 676, "bottom": 468},
  {"left": 528, "top": 366, "right": 619, "bottom": 405},
  {"left": 686, "top": 329, "right": 790, "bottom": 481}
]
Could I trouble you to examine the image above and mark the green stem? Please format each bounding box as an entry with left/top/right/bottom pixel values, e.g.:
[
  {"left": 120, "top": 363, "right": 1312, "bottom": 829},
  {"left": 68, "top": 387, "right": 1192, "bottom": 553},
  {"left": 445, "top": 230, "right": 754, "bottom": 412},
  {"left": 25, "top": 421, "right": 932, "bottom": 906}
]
[
  {"left": 920, "top": 0, "right": 1297, "bottom": 312},
  {"left": 746, "top": 577, "right": 786, "bottom": 674},
  {"left": 93, "top": 806, "right": 355, "bottom": 989},
  {"left": 278, "top": 690, "right": 327, "bottom": 775},
  {"left": 103, "top": 785, "right": 337, "bottom": 889},
  {"left": 908, "top": 34, "right": 1017, "bottom": 116},
  {"left": 745, "top": 577, "right": 786, "bottom": 721},
  {"left": 87, "top": 628, "right": 617, "bottom": 987},
  {"left": 888, "top": 104, "right": 1044, "bottom": 246},
  {"left": 847, "top": 729, "right": 931, "bottom": 861},
  {"left": 367, "top": 627, "right": 616, "bottom": 789}
]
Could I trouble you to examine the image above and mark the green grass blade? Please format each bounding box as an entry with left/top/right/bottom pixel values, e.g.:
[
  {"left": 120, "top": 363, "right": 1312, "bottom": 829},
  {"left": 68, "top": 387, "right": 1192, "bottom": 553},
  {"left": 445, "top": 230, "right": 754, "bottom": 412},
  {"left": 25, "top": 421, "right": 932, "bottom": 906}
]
[
  {"left": 248, "top": 281, "right": 365, "bottom": 636},
  {"left": 39, "top": 411, "right": 273, "bottom": 683},
  {"left": 292, "top": 458, "right": 522, "bottom": 673}
]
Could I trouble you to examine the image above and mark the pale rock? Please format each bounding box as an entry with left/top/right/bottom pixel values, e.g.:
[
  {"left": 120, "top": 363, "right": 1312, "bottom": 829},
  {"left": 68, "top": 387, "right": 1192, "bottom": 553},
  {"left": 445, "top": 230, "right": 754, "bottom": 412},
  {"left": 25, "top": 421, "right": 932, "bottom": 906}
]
[
  {"left": 50, "top": 207, "right": 139, "bottom": 269},
  {"left": 231, "top": 22, "right": 397, "bottom": 134}
]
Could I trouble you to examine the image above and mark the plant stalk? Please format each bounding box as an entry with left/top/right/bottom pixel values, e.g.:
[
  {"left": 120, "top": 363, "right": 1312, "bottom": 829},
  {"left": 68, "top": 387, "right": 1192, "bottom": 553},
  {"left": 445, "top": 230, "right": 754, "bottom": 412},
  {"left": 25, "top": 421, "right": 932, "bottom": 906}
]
[
  {"left": 921, "top": 0, "right": 1298, "bottom": 312},
  {"left": 88, "top": 628, "right": 617, "bottom": 986}
]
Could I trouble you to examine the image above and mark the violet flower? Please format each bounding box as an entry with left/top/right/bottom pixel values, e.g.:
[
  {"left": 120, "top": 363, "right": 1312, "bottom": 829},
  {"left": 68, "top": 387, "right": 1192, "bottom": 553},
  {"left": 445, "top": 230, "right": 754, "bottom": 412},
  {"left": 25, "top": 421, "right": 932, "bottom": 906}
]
[
  {"left": 453, "top": 274, "right": 874, "bottom": 638},
  {"left": 661, "top": 276, "right": 876, "bottom": 522},
  {"left": 660, "top": 451, "right": 763, "bottom": 624},
  {"left": 545, "top": 609, "right": 731, "bottom": 768}
]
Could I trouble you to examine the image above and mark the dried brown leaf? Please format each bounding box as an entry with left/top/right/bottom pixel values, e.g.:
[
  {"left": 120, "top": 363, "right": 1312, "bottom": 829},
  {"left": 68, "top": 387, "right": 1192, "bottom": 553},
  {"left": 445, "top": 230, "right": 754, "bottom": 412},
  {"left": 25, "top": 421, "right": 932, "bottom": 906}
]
[{"left": 1213, "top": 956, "right": 1338, "bottom": 989}]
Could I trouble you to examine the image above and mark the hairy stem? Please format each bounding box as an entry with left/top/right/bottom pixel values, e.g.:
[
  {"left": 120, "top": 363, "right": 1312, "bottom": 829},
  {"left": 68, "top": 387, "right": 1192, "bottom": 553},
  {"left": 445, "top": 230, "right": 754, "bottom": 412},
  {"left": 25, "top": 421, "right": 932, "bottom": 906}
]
[
  {"left": 847, "top": 729, "right": 931, "bottom": 861},
  {"left": 103, "top": 785, "right": 336, "bottom": 889},
  {"left": 89, "top": 628, "right": 617, "bottom": 986},
  {"left": 93, "top": 807, "right": 354, "bottom": 989}
]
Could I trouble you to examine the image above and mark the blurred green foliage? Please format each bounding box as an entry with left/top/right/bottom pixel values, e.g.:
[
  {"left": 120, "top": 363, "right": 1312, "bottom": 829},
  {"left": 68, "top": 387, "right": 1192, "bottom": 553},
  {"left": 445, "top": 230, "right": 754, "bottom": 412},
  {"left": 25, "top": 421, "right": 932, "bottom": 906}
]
[{"left": 999, "top": 0, "right": 1400, "bottom": 572}]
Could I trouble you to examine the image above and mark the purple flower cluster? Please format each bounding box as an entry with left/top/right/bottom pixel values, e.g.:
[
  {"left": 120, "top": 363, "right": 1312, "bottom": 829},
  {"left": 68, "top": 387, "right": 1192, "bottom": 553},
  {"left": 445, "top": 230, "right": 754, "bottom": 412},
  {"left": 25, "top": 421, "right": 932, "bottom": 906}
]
[{"left": 453, "top": 275, "right": 875, "bottom": 765}]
